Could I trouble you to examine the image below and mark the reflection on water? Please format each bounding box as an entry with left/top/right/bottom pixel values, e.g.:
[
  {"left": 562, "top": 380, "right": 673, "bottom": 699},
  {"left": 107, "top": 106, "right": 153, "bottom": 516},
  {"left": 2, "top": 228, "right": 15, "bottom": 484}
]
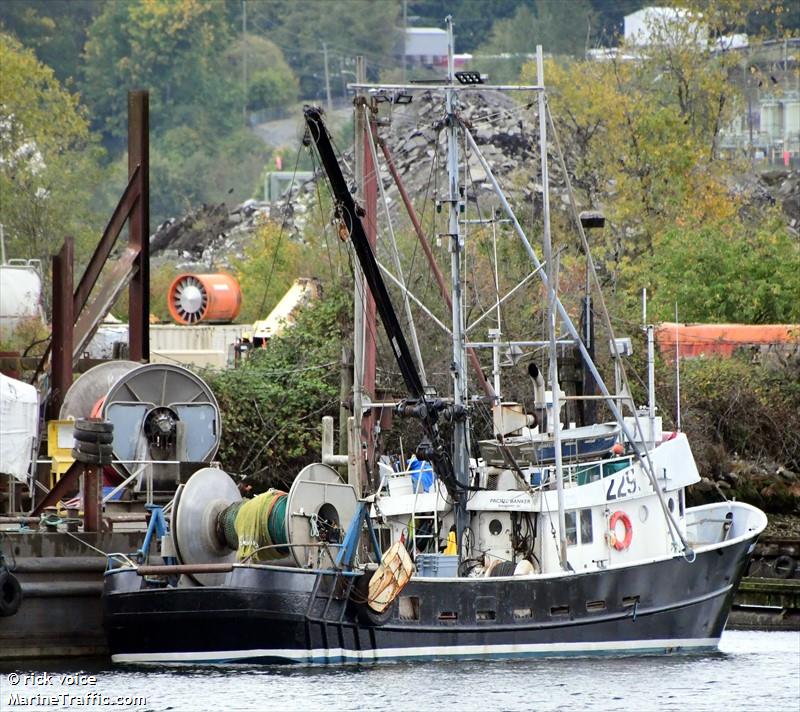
[{"left": 1, "top": 630, "right": 798, "bottom": 711}]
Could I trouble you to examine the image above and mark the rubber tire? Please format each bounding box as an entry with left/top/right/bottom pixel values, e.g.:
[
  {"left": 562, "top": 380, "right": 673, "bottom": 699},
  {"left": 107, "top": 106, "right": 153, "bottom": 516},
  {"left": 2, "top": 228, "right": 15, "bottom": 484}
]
[
  {"left": 71, "top": 449, "right": 113, "bottom": 465},
  {"left": 72, "top": 429, "right": 114, "bottom": 445},
  {"left": 0, "top": 570, "right": 22, "bottom": 617},
  {"left": 74, "top": 420, "right": 114, "bottom": 434},
  {"left": 774, "top": 555, "right": 797, "bottom": 579},
  {"left": 350, "top": 572, "right": 396, "bottom": 627},
  {"left": 72, "top": 441, "right": 114, "bottom": 456}
]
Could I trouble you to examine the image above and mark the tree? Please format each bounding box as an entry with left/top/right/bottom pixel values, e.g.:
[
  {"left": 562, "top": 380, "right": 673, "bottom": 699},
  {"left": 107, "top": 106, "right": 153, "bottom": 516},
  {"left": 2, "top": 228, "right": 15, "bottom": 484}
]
[
  {"left": 223, "top": 34, "right": 299, "bottom": 114},
  {"left": 233, "top": 220, "right": 309, "bottom": 325},
  {"left": 0, "top": 0, "right": 101, "bottom": 84},
  {"left": 642, "top": 215, "right": 800, "bottom": 323},
  {"left": 244, "top": 1, "right": 402, "bottom": 101},
  {"left": 519, "top": 3, "right": 798, "bottom": 324},
  {"left": 0, "top": 32, "right": 103, "bottom": 308},
  {"left": 473, "top": 1, "right": 596, "bottom": 82},
  {"left": 206, "top": 289, "right": 349, "bottom": 487},
  {"left": 82, "top": 0, "right": 236, "bottom": 142}
]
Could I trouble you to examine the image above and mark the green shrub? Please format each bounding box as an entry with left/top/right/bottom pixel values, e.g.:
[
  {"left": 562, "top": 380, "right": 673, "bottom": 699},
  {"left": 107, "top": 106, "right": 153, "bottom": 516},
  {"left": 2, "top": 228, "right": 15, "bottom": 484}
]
[{"left": 205, "top": 286, "right": 349, "bottom": 489}]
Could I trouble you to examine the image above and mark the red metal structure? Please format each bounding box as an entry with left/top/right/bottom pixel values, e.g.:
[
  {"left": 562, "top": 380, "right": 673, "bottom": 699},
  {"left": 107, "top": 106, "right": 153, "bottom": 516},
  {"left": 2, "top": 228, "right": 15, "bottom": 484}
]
[
  {"left": 655, "top": 323, "right": 800, "bottom": 361},
  {"left": 42, "top": 91, "right": 150, "bottom": 422}
]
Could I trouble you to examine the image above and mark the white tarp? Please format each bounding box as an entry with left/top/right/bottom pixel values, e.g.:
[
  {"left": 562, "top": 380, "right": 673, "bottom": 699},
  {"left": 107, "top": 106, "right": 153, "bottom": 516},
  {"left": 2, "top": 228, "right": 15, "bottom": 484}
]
[{"left": 0, "top": 373, "right": 39, "bottom": 482}]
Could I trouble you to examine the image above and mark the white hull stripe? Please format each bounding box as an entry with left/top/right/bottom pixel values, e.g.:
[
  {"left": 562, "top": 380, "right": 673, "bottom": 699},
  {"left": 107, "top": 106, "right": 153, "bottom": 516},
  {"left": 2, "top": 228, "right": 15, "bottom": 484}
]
[{"left": 113, "top": 637, "right": 720, "bottom": 665}]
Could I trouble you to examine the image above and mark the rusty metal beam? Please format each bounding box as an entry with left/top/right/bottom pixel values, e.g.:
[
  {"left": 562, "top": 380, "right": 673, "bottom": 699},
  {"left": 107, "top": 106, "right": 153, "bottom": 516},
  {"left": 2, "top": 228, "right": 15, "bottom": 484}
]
[
  {"left": 73, "top": 247, "right": 139, "bottom": 361},
  {"left": 136, "top": 563, "right": 234, "bottom": 576},
  {"left": 30, "top": 167, "right": 141, "bottom": 385},
  {"left": 30, "top": 459, "right": 82, "bottom": 516},
  {"left": 377, "top": 136, "right": 496, "bottom": 400},
  {"left": 72, "top": 166, "right": 141, "bottom": 317},
  {"left": 47, "top": 238, "right": 74, "bottom": 420},
  {"left": 83, "top": 463, "right": 101, "bottom": 532},
  {"left": 128, "top": 91, "right": 150, "bottom": 362}
]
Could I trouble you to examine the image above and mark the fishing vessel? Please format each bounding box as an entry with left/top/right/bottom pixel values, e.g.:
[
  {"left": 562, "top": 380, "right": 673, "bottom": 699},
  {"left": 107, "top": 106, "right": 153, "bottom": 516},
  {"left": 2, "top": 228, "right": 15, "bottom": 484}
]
[{"left": 103, "top": 20, "right": 767, "bottom": 665}]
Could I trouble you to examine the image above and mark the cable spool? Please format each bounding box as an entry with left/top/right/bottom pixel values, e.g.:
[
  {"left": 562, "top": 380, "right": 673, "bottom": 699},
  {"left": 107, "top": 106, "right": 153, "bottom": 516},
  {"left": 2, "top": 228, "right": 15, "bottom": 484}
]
[
  {"left": 100, "top": 363, "right": 221, "bottom": 485},
  {"left": 233, "top": 490, "right": 290, "bottom": 563},
  {"left": 167, "top": 273, "right": 242, "bottom": 324},
  {"left": 171, "top": 462, "right": 359, "bottom": 583},
  {"left": 171, "top": 467, "right": 240, "bottom": 586},
  {"left": 285, "top": 463, "right": 358, "bottom": 569},
  {"left": 59, "top": 361, "right": 139, "bottom": 421},
  {"left": 60, "top": 362, "right": 221, "bottom": 496}
]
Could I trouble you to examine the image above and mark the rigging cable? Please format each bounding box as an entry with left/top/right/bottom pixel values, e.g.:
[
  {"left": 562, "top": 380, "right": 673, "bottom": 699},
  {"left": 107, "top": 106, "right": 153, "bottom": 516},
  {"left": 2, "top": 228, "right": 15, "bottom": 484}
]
[
  {"left": 544, "top": 102, "right": 691, "bottom": 555},
  {"left": 256, "top": 143, "right": 305, "bottom": 317}
]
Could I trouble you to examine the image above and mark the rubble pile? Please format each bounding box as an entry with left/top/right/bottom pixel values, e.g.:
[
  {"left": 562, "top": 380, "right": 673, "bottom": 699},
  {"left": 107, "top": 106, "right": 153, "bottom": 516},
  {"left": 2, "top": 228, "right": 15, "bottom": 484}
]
[
  {"left": 149, "top": 199, "right": 270, "bottom": 267},
  {"left": 771, "top": 170, "right": 800, "bottom": 235},
  {"left": 281, "top": 90, "right": 587, "bottom": 237},
  {"left": 689, "top": 459, "right": 800, "bottom": 516},
  {"left": 148, "top": 94, "right": 797, "bottom": 267}
]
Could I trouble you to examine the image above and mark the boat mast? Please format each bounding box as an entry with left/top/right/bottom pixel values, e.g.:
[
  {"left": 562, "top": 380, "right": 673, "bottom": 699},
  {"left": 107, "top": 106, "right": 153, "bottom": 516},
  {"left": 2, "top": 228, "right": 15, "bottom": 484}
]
[
  {"left": 445, "top": 15, "right": 470, "bottom": 552},
  {"left": 536, "top": 47, "right": 568, "bottom": 568},
  {"left": 352, "top": 56, "right": 378, "bottom": 496}
]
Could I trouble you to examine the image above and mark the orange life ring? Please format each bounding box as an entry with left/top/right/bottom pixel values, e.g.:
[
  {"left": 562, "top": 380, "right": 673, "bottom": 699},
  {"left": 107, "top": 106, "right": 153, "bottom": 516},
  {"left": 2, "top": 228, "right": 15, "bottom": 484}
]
[{"left": 608, "top": 511, "right": 633, "bottom": 551}]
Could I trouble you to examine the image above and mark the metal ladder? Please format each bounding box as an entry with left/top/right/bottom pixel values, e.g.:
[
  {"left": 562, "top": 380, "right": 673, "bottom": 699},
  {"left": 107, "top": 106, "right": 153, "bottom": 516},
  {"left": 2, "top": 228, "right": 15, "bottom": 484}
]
[
  {"left": 410, "top": 474, "right": 438, "bottom": 559},
  {"left": 305, "top": 571, "right": 358, "bottom": 656}
]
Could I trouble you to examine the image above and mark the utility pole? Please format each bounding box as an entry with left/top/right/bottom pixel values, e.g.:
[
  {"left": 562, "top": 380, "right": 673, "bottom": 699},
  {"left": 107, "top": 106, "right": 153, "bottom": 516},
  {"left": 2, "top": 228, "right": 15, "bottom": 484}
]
[
  {"left": 323, "top": 42, "right": 333, "bottom": 113},
  {"left": 402, "top": 0, "right": 408, "bottom": 84},
  {"left": 242, "top": 0, "right": 248, "bottom": 127}
]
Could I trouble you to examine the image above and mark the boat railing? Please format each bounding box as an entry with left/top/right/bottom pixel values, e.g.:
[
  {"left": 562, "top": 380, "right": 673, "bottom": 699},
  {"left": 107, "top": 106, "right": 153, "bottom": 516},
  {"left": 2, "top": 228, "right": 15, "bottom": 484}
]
[
  {"left": 381, "top": 454, "right": 635, "bottom": 496},
  {"left": 527, "top": 454, "right": 635, "bottom": 491}
]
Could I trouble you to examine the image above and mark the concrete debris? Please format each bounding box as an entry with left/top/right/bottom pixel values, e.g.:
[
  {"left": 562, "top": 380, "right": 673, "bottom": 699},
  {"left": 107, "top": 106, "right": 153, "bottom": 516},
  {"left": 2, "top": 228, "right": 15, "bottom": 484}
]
[
  {"left": 689, "top": 458, "right": 800, "bottom": 516},
  {"left": 277, "top": 90, "right": 588, "bottom": 237},
  {"left": 149, "top": 200, "right": 270, "bottom": 268},
  {"left": 148, "top": 96, "right": 798, "bottom": 265}
]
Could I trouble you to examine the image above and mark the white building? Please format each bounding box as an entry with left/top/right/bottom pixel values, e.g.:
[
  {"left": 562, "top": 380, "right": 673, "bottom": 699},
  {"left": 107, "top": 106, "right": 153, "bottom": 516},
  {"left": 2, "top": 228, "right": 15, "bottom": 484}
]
[
  {"left": 624, "top": 6, "right": 704, "bottom": 46},
  {"left": 405, "top": 28, "right": 448, "bottom": 69}
]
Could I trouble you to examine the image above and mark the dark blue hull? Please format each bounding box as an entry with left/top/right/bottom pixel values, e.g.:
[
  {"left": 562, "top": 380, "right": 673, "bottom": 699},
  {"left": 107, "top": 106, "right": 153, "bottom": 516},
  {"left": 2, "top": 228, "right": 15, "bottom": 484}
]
[{"left": 103, "top": 535, "right": 756, "bottom": 664}]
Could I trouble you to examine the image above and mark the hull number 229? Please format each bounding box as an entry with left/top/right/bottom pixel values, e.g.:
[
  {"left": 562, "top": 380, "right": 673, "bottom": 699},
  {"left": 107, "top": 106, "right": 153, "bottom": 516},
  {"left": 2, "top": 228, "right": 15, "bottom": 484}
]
[{"left": 606, "top": 471, "right": 638, "bottom": 501}]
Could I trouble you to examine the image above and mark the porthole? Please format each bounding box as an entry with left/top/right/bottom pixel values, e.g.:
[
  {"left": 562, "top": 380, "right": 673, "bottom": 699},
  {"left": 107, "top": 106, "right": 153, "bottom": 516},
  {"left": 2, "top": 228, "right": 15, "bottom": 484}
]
[
  {"left": 639, "top": 505, "right": 649, "bottom": 523},
  {"left": 489, "top": 518, "right": 503, "bottom": 536}
]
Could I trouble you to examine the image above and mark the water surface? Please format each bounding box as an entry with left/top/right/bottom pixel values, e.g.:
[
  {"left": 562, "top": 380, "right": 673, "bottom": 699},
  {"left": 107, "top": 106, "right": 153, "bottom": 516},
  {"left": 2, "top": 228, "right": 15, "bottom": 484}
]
[{"left": 1, "top": 630, "right": 797, "bottom": 711}]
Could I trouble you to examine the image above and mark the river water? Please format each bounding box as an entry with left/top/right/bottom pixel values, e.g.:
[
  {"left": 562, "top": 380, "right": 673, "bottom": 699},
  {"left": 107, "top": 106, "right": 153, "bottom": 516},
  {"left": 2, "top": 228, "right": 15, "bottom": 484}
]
[{"left": 1, "top": 630, "right": 797, "bottom": 712}]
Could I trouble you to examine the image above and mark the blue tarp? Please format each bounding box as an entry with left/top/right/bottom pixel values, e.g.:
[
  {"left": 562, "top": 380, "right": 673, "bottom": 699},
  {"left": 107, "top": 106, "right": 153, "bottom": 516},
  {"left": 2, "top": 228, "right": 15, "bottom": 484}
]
[{"left": 407, "top": 457, "right": 435, "bottom": 493}]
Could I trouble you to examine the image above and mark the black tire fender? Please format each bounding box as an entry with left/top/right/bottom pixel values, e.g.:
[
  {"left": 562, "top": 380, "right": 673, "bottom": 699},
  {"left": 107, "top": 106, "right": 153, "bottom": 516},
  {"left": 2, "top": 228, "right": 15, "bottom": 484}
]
[
  {"left": 71, "top": 449, "right": 113, "bottom": 465},
  {"left": 774, "top": 555, "right": 797, "bottom": 579},
  {"left": 0, "top": 570, "right": 23, "bottom": 617},
  {"left": 74, "top": 419, "right": 114, "bottom": 434},
  {"left": 350, "top": 572, "right": 395, "bottom": 626},
  {"left": 72, "top": 429, "right": 114, "bottom": 445},
  {"left": 71, "top": 440, "right": 114, "bottom": 456}
]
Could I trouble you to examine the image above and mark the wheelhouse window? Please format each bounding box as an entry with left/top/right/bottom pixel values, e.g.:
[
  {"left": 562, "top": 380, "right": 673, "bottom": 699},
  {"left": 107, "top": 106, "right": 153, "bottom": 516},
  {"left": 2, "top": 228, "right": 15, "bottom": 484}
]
[
  {"left": 565, "top": 511, "right": 578, "bottom": 546},
  {"left": 580, "top": 509, "right": 593, "bottom": 544},
  {"left": 566, "top": 509, "right": 593, "bottom": 546}
]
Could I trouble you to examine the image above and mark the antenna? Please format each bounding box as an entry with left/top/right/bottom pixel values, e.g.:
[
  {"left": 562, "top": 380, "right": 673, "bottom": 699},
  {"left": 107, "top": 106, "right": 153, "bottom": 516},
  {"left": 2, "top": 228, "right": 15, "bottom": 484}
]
[
  {"left": 643, "top": 288, "right": 656, "bottom": 445},
  {"left": 675, "top": 302, "right": 681, "bottom": 432},
  {"left": 642, "top": 287, "right": 647, "bottom": 328}
]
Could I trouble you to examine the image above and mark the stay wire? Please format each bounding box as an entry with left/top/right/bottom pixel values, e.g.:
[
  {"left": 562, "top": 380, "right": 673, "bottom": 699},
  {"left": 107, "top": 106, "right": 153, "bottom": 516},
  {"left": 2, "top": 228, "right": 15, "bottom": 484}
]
[{"left": 257, "top": 144, "right": 304, "bottom": 317}]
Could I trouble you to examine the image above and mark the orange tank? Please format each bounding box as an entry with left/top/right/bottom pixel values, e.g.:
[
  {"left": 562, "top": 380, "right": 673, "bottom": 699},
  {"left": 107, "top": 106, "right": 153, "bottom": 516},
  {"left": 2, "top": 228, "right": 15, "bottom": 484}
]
[{"left": 167, "top": 273, "right": 242, "bottom": 325}]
